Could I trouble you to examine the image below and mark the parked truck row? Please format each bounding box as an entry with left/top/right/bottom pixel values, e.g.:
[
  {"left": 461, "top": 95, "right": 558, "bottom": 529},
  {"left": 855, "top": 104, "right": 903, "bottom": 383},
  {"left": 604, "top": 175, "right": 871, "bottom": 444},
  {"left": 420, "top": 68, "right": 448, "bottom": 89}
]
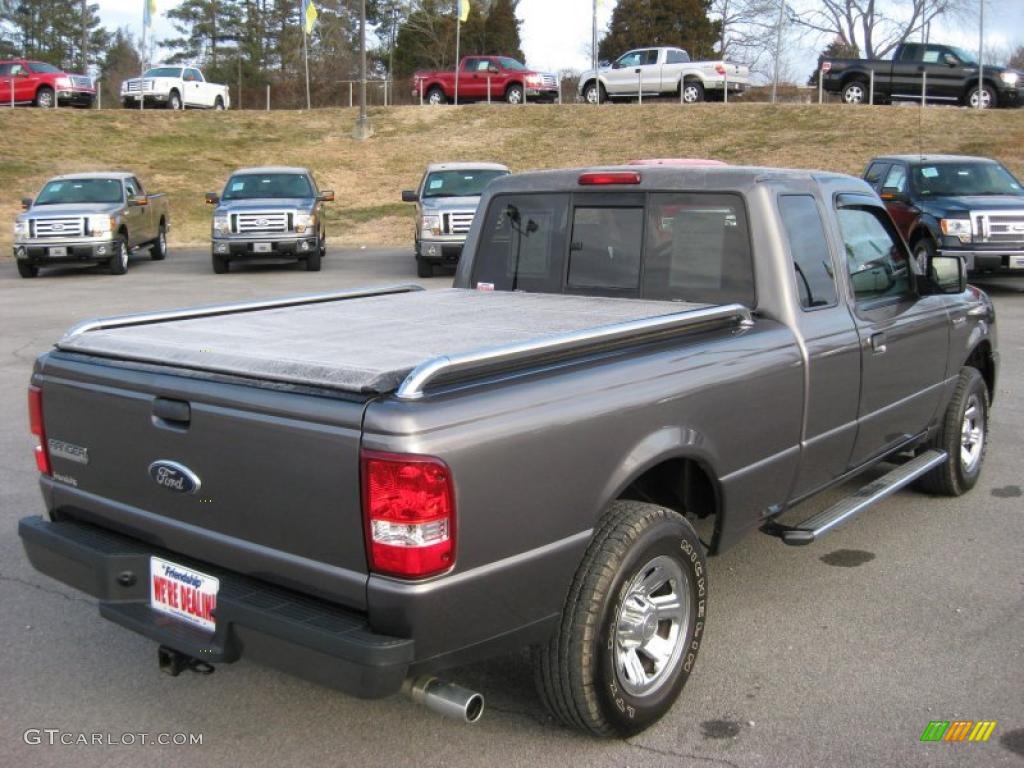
[{"left": 16, "top": 160, "right": 1000, "bottom": 737}]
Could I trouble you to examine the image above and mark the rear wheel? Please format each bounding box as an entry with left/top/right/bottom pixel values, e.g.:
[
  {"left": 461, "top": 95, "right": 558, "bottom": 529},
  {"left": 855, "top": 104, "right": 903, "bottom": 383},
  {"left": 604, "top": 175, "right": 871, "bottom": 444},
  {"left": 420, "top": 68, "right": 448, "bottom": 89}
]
[
  {"left": 168, "top": 90, "right": 182, "bottom": 110},
  {"left": 212, "top": 253, "right": 229, "bottom": 274},
  {"left": 109, "top": 237, "right": 128, "bottom": 275},
  {"left": 534, "top": 501, "right": 706, "bottom": 736},
  {"left": 917, "top": 367, "right": 988, "bottom": 495},
  {"left": 842, "top": 79, "right": 868, "bottom": 104},
  {"left": 426, "top": 87, "right": 445, "bottom": 105},
  {"left": 150, "top": 225, "right": 167, "bottom": 260},
  {"left": 681, "top": 80, "right": 704, "bottom": 104},
  {"left": 17, "top": 261, "right": 38, "bottom": 278},
  {"left": 35, "top": 86, "right": 55, "bottom": 108}
]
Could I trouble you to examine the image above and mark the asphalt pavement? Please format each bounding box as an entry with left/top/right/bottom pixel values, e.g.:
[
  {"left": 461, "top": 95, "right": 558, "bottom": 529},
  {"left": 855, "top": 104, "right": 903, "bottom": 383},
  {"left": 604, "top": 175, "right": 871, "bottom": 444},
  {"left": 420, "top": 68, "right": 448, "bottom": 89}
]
[{"left": 1, "top": 248, "right": 1021, "bottom": 767}]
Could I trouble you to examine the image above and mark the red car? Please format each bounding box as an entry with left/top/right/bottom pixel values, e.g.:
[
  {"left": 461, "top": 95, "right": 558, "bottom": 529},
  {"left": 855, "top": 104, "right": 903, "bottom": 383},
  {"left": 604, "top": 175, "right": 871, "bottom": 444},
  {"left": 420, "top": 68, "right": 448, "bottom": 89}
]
[
  {"left": 0, "top": 59, "right": 95, "bottom": 108},
  {"left": 413, "top": 55, "right": 559, "bottom": 105}
]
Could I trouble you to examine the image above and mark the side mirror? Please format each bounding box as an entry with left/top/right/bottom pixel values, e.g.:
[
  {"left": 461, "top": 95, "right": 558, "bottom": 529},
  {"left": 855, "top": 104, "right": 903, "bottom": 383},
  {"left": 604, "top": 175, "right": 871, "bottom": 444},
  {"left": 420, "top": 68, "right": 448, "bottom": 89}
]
[
  {"left": 401, "top": 190, "right": 418, "bottom": 203},
  {"left": 611, "top": 61, "right": 621, "bottom": 70},
  {"left": 920, "top": 253, "right": 966, "bottom": 294},
  {"left": 128, "top": 195, "right": 148, "bottom": 206},
  {"left": 318, "top": 190, "right": 335, "bottom": 202},
  {"left": 205, "top": 192, "right": 219, "bottom": 205},
  {"left": 879, "top": 186, "right": 905, "bottom": 202},
  {"left": 21, "top": 197, "right": 33, "bottom": 211},
  {"left": 943, "top": 53, "right": 958, "bottom": 67}
]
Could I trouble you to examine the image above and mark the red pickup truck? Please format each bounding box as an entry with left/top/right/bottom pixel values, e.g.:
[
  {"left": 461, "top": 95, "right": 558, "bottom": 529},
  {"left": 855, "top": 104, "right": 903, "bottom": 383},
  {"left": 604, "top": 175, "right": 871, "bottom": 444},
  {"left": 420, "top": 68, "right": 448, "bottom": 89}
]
[
  {"left": 0, "top": 59, "right": 95, "bottom": 108},
  {"left": 413, "top": 55, "right": 559, "bottom": 105}
]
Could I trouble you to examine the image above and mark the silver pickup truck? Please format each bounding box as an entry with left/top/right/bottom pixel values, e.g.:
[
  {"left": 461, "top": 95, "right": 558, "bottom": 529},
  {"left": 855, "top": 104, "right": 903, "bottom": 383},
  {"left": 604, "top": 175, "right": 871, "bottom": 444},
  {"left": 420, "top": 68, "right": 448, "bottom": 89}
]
[
  {"left": 206, "top": 166, "right": 333, "bottom": 274},
  {"left": 19, "top": 165, "right": 996, "bottom": 736},
  {"left": 13, "top": 172, "right": 169, "bottom": 277},
  {"left": 402, "top": 162, "right": 509, "bottom": 276}
]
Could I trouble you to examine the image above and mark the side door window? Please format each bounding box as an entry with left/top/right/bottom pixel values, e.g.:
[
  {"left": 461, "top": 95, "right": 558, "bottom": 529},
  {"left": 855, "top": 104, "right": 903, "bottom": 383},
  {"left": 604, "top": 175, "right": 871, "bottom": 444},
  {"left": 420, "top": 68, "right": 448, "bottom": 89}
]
[
  {"left": 124, "top": 179, "right": 139, "bottom": 198},
  {"left": 881, "top": 164, "right": 907, "bottom": 196},
  {"left": 779, "top": 195, "right": 838, "bottom": 309},
  {"left": 863, "top": 162, "right": 891, "bottom": 192},
  {"left": 130, "top": 176, "right": 146, "bottom": 196},
  {"left": 836, "top": 199, "right": 913, "bottom": 305}
]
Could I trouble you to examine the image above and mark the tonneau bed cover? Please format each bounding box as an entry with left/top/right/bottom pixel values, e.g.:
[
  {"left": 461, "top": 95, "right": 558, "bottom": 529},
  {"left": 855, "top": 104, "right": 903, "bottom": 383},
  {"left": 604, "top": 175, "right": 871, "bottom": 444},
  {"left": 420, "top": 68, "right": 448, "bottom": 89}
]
[{"left": 56, "top": 287, "right": 728, "bottom": 394}]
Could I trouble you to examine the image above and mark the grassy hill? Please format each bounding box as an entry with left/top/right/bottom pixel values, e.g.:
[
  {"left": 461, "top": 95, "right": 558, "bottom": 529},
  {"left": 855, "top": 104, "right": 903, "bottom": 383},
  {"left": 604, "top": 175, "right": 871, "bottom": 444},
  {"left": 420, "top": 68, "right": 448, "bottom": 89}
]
[{"left": 1, "top": 103, "right": 1023, "bottom": 252}]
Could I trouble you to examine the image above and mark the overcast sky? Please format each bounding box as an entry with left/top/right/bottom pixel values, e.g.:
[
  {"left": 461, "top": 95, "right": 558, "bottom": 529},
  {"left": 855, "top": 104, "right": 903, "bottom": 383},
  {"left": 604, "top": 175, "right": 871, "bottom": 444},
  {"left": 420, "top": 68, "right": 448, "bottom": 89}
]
[{"left": 95, "top": 0, "right": 1023, "bottom": 78}]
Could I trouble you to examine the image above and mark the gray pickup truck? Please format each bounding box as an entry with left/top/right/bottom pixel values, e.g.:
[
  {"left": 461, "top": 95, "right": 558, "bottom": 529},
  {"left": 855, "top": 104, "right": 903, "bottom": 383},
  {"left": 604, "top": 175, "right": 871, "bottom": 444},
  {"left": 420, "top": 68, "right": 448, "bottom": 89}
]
[
  {"left": 402, "top": 162, "right": 509, "bottom": 276},
  {"left": 206, "top": 166, "right": 333, "bottom": 274},
  {"left": 19, "top": 165, "right": 997, "bottom": 737},
  {"left": 13, "top": 172, "right": 169, "bottom": 277}
]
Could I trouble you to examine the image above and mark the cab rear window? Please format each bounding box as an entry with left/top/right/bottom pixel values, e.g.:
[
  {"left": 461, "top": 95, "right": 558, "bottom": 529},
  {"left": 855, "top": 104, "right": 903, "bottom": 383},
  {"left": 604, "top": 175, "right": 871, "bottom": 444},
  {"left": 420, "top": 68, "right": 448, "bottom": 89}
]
[{"left": 472, "top": 192, "right": 754, "bottom": 305}]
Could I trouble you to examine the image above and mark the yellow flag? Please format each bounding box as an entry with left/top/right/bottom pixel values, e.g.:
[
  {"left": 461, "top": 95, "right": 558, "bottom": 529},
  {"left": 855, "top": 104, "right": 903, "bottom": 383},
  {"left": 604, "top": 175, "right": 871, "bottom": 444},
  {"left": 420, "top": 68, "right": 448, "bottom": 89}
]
[
  {"left": 303, "top": 0, "right": 318, "bottom": 35},
  {"left": 459, "top": 0, "right": 470, "bottom": 23}
]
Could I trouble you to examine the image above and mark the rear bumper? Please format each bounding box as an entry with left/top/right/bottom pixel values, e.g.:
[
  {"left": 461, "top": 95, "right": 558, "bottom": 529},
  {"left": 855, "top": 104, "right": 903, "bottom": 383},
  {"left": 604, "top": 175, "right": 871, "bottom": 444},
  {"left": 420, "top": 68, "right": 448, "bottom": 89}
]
[
  {"left": 14, "top": 239, "right": 116, "bottom": 264},
  {"left": 212, "top": 237, "right": 319, "bottom": 258},
  {"left": 18, "top": 515, "right": 414, "bottom": 698}
]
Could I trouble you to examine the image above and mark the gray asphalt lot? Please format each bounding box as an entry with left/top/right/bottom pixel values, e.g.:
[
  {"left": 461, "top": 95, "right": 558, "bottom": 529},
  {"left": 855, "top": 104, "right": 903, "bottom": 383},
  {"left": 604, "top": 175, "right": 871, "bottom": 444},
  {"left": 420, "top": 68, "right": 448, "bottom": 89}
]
[{"left": 1, "top": 248, "right": 1022, "bottom": 767}]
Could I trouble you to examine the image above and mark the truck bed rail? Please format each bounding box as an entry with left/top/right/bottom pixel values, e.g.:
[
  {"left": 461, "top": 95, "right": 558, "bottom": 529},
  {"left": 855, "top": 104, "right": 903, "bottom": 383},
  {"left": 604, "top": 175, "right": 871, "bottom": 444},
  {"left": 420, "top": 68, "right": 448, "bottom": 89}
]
[
  {"left": 60, "top": 284, "right": 424, "bottom": 343},
  {"left": 396, "top": 303, "right": 753, "bottom": 400}
]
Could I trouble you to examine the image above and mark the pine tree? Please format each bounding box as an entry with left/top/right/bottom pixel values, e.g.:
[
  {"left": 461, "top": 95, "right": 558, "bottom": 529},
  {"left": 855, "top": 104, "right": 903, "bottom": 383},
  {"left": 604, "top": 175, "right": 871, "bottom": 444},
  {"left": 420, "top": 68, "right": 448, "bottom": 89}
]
[
  {"left": 598, "top": 0, "right": 721, "bottom": 62},
  {"left": 1, "top": 0, "right": 109, "bottom": 70},
  {"left": 100, "top": 28, "right": 141, "bottom": 105},
  {"left": 483, "top": 0, "right": 523, "bottom": 60}
]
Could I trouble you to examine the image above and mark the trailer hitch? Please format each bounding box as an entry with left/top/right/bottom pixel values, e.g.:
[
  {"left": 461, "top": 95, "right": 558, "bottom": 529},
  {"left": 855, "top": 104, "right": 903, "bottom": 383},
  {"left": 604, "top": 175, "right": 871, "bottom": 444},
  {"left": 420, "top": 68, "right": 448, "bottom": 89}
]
[{"left": 158, "top": 646, "right": 215, "bottom": 677}]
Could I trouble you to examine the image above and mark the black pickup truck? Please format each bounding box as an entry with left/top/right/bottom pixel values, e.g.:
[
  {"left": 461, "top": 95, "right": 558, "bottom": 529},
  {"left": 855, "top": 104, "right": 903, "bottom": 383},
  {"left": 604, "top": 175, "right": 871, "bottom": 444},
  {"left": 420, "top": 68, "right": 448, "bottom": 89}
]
[
  {"left": 863, "top": 154, "right": 1024, "bottom": 275},
  {"left": 19, "top": 165, "right": 997, "bottom": 736},
  {"left": 821, "top": 41, "right": 1022, "bottom": 108}
]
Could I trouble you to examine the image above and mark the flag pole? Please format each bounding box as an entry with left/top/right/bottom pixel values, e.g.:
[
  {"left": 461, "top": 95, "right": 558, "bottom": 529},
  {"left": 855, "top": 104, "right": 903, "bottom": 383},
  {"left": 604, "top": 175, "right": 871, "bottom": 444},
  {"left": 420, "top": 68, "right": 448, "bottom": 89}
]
[
  {"left": 454, "top": 8, "right": 461, "bottom": 106},
  {"left": 302, "top": 2, "right": 311, "bottom": 110}
]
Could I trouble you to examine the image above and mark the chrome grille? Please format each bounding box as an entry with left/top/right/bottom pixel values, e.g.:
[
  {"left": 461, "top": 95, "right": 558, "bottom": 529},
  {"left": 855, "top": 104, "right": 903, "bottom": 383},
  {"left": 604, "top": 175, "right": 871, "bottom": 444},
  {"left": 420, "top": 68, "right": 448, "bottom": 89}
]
[
  {"left": 71, "top": 75, "right": 92, "bottom": 89},
  {"left": 540, "top": 74, "right": 558, "bottom": 89},
  {"left": 125, "top": 80, "right": 151, "bottom": 93},
  {"left": 972, "top": 210, "right": 1024, "bottom": 243},
  {"left": 33, "top": 217, "right": 85, "bottom": 238},
  {"left": 445, "top": 212, "right": 475, "bottom": 235},
  {"left": 235, "top": 212, "right": 289, "bottom": 234}
]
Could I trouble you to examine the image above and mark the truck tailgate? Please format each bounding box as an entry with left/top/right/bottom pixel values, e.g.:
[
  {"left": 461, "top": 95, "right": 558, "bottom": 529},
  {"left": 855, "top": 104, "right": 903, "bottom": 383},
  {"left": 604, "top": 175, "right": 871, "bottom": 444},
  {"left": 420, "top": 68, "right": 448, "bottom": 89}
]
[{"left": 35, "top": 353, "right": 371, "bottom": 609}]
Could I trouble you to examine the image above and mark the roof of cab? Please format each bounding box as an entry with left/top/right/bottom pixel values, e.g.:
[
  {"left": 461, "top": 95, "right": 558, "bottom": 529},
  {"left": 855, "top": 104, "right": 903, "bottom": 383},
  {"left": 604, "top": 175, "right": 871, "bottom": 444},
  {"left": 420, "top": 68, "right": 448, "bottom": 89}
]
[
  {"left": 425, "top": 162, "right": 510, "bottom": 173},
  {"left": 49, "top": 172, "right": 135, "bottom": 181},
  {"left": 871, "top": 154, "right": 999, "bottom": 164},
  {"left": 231, "top": 166, "right": 312, "bottom": 175}
]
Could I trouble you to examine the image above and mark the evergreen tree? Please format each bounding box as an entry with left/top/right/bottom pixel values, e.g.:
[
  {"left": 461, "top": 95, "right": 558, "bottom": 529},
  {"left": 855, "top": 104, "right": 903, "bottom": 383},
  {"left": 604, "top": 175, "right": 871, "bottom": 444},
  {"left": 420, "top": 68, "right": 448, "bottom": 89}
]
[
  {"left": 1, "top": 0, "right": 109, "bottom": 71},
  {"left": 483, "top": 0, "right": 522, "bottom": 60},
  {"left": 808, "top": 37, "right": 859, "bottom": 85},
  {"left": 598, "top": 0, "right": 721, "bottom": 62},
  {"left": 164, "top": 0, "right": 244, "bottom": 75},
  {"left": 100, "top": 28, "right": 141, "bottom": 105}
]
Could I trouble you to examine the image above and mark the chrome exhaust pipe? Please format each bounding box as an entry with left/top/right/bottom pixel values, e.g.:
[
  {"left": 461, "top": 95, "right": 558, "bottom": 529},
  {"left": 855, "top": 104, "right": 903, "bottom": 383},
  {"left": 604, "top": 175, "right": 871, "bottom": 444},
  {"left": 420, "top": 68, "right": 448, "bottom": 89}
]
[{"left": 403, "top": 675, "right": 485, "bottom": 723}]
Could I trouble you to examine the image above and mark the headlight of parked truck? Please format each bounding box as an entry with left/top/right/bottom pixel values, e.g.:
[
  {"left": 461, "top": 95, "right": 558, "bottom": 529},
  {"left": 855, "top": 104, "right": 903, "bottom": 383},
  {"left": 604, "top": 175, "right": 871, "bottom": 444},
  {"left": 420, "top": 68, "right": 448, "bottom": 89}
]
[
  {"left": 940, "top": 217, "right": 972, "bottom": 242},
  {"left": 88, "top": 215, "right": 115, "bottom": 237},
  {"left": 213, "top": 214, "right": 230, "bottom": 236},
  {"left": 420, "top": 214, "right": 441, "bottom": 237},
  {"left": 294, "top": 212, "right": 316, "bottom": 234}
]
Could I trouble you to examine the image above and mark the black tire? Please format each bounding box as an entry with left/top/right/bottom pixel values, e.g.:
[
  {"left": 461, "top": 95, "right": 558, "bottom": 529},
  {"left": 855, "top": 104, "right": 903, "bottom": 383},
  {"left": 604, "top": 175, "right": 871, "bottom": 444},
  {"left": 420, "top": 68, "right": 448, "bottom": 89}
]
[
  {"left": 212, "top": 253, "right": 229, "bottom": 274},
  {"left": 917, "top": 367, "right": 989, "bottom": 496},
  {"left": 912, "top": 237, "right": 936, "bottom": 274},
  {"left": 841, "top": 79, "right": 868, "bottom": 104},
  {"left": 35, "top": 86, "right": 55, "bottom": 108},
  {"left": 305, "top": 248, "right": 322, "bottom": 271},
  {"left": 214, "top": 96, "right": 225, "bottom": 110},
  {"left": 150, "top": 224, "right": 167, "bottom": 260},
  {"left": 17, "top": 261, "right": 38, "bottom": 278},
  {"left": 533, "top": 501, "right": 707, "bottom": 737},
  {"left": 505, "top": 84, "right": 524, "bottom": 105},
  {"left": 582, "top": 81, "right": 604, "bottom": 105},
  {"left": 122, "top": 99, "right": 134, "bottom": 109},
  {"left": 168, "top": 90, "right": 182, "bottom": 110},
  {"left": 109, "top": 237, "right": 128, "bottom": 275},
  {"left": 416, "top": 259, "right": 433, "bottom": 278},
  {"left": 680, "top": 80, "right": 704, "bottom": 104},
  {"left": 966, "top": 84, "right": 996, "bottom": 109},
  {"left": 426, "top": 86, "right": 446, "bottom": 106}
]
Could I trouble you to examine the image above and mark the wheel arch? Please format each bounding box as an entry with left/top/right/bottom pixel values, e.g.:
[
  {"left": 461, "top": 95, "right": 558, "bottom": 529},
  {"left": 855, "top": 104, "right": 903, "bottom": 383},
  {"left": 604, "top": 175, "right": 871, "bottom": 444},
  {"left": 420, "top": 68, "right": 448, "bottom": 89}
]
[{"left": 964, "top": 338, "right": 996, "bottom": 403}]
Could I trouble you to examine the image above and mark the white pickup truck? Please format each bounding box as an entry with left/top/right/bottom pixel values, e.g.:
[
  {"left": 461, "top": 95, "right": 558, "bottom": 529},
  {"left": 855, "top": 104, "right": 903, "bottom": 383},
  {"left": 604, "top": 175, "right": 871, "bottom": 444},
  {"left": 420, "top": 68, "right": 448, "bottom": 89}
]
[
  {"left": 579, "top": 47, "right": 749, "bottom": 104},
  {"left": 121, "top": 66, "right": 230, "bottom": 110}
]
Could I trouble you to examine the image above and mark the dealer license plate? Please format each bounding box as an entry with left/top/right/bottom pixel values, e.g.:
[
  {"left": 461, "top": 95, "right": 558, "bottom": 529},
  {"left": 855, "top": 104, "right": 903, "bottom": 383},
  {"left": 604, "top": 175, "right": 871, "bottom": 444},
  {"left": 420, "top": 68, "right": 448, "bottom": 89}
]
[
  {"left": 253, "top": 242, "right": 272, "bottom": 253},
  {"left": 48, "top": 246, "right": 67, "bottom": 257},
  {"left": 1010, "top": 255, "right": 1024, "bottom": 269},
  {"left": 150, "top": 556, "right": 219, "bottom": 632}
]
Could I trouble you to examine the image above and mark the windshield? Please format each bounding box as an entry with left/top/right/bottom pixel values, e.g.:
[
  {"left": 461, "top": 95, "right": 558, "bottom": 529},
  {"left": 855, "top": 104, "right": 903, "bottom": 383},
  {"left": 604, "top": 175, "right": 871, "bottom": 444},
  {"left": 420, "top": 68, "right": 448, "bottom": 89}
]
[
  {"left": 28, "top": 62, "right": 62, "bottom": 74},
  {"left": 222, "top": 173, "right": 313, "bottom": 200},
  {"left": 497, "top": 57, "right": 528, "bottom": 71},
  {"left": 35, "top": 178, "right": 123, "bottom": 205},
  {"left": 422, "top": 169, "right": 508, "bottom": 199},
  {"left": 143, "top": 67, "right": 183, "bottom": 78},
  {"left": 949, "top": 46, "right": 977, "bottom": 66},
  {"left": 911, "top": 162, "right": 1023, "bottom": 197}
]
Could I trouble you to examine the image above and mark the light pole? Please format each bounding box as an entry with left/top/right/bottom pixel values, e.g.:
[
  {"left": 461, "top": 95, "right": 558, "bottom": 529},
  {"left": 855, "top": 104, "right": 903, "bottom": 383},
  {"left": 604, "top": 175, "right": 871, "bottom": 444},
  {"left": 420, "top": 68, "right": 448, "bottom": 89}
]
[
  {"left": 353, "top": 0, "right": 374, "bottom": 139},
  {"left": 771, "top": 0, "right": 784, "bottom": 103}
]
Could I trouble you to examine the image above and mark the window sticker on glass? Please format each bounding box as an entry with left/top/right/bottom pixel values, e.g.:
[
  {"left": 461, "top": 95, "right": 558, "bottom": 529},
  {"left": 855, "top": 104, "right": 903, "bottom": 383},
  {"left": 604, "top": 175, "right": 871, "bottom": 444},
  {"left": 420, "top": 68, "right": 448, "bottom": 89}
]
[
  {"left": 920, "top": 167, "right": 939, "bottom": 178},
  {"left": 429, "top": 179, "right": 444, "bottom": 190},
  {"left": 231, "top": 182, "right": 245, "bottom": 191}
]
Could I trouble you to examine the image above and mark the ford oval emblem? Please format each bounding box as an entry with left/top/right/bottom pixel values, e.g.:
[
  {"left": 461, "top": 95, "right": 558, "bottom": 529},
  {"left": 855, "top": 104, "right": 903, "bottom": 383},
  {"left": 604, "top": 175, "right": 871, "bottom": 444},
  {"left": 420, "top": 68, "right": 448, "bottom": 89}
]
[
  {"left": 257, "top": 218, "right": 268, "bottom": 226},
  {"left": 52, "top": 223, "right": 64, "bottom": 231},
  {"left": 148, "top": 460, "right": 201, "bottom": 494}
]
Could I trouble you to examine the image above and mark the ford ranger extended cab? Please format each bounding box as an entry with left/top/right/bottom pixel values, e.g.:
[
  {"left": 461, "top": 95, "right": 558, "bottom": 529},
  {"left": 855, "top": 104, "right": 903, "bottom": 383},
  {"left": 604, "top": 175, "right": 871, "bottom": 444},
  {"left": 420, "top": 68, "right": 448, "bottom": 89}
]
[
  {"left": 13, "top": 172, "right": 170, "bottom": 277},
  {"left": 578, "top": 47, "right": 749, "bottom": 104},
  {"left": 206, "top": 166, "right": 333, "bottom": 273},
  {"left": 413, "top": 56, "right": 558, "bottom": 104},
  {"left": 821, "top": 42, "right": 1022, "bottom": 108},
  {"left": 121, "top": 66, "right": 230, "bottom": 110},
  {"left": 401, "top": 162, "right": 510, "bottom": 276},
  {"left": 863, "top": 154, "right": 1024, "bottom": 275},
  {"left": 19, "top": 165, "right": 997, "bottom": 736}
]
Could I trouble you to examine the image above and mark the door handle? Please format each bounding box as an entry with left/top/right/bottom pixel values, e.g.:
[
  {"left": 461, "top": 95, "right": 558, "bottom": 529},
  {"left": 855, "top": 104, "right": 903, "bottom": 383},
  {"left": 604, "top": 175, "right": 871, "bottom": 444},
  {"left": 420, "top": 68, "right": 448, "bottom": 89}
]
[{"left": 870, "top": 332, "right": 887, "bottom": 354}]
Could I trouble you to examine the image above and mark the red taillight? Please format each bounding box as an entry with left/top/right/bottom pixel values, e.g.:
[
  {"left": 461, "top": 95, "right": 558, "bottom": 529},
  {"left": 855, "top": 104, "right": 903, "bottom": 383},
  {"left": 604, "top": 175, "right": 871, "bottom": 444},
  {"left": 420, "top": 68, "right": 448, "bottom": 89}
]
[
  {"left": 361, "top": 450, "right": 455, "bottom": 578},
  {"left": 715, "top": 63, "right": 727, "bottom": 76},
  {"left": 578, "top": 171, "right": 642, "bottom": 186},
  {"left": 28, "top": 385, "right": 51, "bottom": 475}
]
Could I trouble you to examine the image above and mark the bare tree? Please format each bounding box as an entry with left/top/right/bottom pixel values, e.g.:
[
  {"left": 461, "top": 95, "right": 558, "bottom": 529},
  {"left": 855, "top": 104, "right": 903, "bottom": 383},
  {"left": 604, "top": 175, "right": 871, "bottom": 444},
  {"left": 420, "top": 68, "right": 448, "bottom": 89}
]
[{"left": 788, "top": 0, "right": 971, "bottom": 59}]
